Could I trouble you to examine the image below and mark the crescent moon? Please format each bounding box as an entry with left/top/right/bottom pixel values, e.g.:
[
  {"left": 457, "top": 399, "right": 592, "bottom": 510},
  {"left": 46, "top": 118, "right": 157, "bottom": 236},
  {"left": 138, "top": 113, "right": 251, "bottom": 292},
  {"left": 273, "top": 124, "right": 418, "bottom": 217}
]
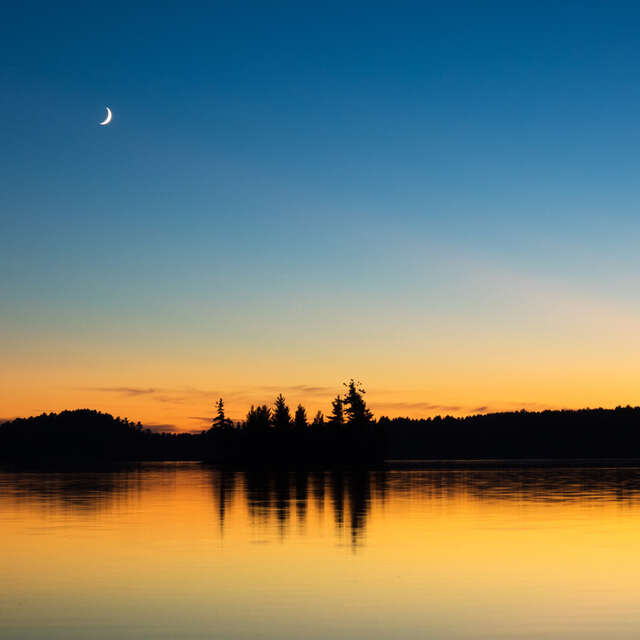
[{"left": 99, "top": 107, "right": 112, "bottom": 126}]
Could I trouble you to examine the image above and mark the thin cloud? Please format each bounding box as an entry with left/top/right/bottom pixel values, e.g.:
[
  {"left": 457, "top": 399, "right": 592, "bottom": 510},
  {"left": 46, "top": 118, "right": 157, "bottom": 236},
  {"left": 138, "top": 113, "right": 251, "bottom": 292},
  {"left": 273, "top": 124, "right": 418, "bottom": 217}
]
[
  {"left": 504, "top": 401, "right": 557, "bottom": 411},
  {"left": 153, "top": 395, "right": 189, "bottom": 404},
  {"left": 257, "top": 385, "right": 334, "bottom": 396},
  {"left": 466, "top": 402, "right": 558, "bottom": 416},
  {"left": 372, "top": 401, "right": 560, "bottom": 417},
  {"left": 375, "top": 401, "right": 463, "bottom": 413},
  {"left": 87, "top": 386, "right": 158, "bottom": 397},
  {"left": 371, "top": 402, "right": 468, "bottom": 417},
  {"left": 145, "top": 423, "right": 182, "bottom": 433},
  {"left": 82, "top": 386, "right": 216, "bottom": 405}
]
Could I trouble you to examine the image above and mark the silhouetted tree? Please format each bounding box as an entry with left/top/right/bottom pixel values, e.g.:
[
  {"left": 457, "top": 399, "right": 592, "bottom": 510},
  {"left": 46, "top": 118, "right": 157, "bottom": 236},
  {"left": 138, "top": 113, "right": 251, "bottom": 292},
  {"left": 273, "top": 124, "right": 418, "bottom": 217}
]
[
  {"left": 245, "top": 405, "right": 271, "bottom": 433},
  {"left": 294, "top": 404, "right": 308, "bottom": 431},
  {"left": 343, "top": 379, "right": 374, "bottom": 426},
  {"left": 312, "top": 410, "right": 325, "bottom": 427},
  {"left": 211, "top": 398, "right": 233, "bottom": 430},
  {"left": 327, "top": 395, "right": 344, "bottom": 428},
  {"left": 272, "top": 394, "right": 292, "bottom": 431}
]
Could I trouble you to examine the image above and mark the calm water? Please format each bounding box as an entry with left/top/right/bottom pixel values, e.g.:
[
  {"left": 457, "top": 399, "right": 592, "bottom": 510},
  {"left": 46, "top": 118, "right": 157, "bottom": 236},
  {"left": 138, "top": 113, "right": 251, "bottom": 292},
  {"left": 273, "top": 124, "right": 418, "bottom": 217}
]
[{"left": 2, "top": 462, "right": 640, "bottom": 639}]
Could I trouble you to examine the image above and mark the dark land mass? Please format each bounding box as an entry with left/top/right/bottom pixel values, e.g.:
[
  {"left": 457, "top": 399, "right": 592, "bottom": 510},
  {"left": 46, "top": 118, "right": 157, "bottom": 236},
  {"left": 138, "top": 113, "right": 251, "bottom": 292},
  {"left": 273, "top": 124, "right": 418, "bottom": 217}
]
[
  {"left": 381, "top": 406, "right": 640, "bottom": 460},
  {"left": 3, "top": 405, "right": 640, "bottom": 466}
]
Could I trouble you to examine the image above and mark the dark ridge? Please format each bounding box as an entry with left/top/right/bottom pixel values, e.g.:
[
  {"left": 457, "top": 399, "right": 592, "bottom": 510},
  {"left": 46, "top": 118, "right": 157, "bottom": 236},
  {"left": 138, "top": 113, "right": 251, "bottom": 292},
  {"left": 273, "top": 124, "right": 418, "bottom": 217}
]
[
  {"left": 0, "top": 409, "right": 200, "bottom": 464},
  {"left": 380, "top": 406, "right": 640, "bottom": 459}
]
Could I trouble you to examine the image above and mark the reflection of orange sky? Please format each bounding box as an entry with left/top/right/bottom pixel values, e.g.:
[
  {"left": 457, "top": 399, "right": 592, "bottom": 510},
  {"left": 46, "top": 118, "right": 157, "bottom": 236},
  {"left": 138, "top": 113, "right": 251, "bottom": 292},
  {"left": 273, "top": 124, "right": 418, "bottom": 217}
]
[{"left": 3, "top": 466, "right": 640, "bottom": 638}]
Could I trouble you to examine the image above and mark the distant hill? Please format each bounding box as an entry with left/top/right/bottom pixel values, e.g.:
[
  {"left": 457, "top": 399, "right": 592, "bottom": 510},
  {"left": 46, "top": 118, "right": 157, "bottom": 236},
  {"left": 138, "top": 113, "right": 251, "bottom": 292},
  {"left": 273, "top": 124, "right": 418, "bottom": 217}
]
[
  {"left": 380, "top": 406, "right": 640, "bottom": 459},
  {"left": 0, "top": 410, "right": 198, "bottom": 463}
]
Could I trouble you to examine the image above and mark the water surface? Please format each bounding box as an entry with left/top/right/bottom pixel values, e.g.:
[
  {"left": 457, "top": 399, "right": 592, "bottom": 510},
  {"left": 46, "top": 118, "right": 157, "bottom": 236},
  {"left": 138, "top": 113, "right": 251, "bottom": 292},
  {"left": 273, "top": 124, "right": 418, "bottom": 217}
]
[{"left": 2, "top": 462, "right": 640, "bottom": 639}]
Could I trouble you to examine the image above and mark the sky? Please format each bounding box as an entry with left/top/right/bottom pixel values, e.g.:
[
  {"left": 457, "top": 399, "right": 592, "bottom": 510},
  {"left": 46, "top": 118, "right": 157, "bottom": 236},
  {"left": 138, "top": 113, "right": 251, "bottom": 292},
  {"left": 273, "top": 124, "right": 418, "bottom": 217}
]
[{"left": 2, "top": 1, "right": 640, "bottom": 431}]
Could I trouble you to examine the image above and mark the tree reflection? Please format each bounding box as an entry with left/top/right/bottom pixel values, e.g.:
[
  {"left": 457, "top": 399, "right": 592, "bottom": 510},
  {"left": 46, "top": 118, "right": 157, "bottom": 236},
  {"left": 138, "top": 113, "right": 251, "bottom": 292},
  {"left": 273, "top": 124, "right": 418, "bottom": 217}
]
[
  {"left": 209, "top": 468, "right": 385, "bottom": 548},
  {"left": 8, "top": 463, "right": 640, "bottom": 551},
  {"left": 0, "top": 463, "right": 146, "bottom": 513},
  {"left": 208, "top": 464, "right": 640, "bottom": 548}
]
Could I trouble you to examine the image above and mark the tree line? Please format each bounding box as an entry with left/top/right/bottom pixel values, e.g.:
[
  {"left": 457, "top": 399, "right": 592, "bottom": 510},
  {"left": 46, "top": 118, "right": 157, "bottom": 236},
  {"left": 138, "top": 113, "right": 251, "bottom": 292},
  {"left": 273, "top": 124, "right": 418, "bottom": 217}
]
[
  {"left": 3, "top": 386, "right": 640, "bottom": 464},
  {"left": 210, "top": 379, "right": 373, "bottom": 433},
  {"left": 204, "top": 380, "right": 382, "bottom": 463},
  {"left": 380, "top": 405, "right": 640, "bottom": 459}
]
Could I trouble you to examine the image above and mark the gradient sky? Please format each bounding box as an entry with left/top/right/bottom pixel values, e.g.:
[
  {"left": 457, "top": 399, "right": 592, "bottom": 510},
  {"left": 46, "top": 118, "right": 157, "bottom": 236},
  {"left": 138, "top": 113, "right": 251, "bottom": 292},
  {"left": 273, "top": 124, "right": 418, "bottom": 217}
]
[{"left": 2, "top": 2, "right": 640, "bottom": 430}]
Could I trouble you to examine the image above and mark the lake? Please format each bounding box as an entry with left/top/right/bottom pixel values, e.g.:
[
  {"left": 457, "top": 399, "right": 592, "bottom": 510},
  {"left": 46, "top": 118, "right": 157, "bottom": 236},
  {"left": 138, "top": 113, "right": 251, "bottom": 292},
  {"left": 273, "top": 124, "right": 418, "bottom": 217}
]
[{"left": 2, "top": 462, "right": 640, "bottom": 639}]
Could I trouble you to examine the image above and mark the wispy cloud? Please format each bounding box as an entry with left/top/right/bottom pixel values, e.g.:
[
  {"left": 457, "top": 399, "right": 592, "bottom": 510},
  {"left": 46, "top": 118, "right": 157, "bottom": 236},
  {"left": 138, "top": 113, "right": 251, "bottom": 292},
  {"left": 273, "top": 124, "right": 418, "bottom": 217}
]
[
  {"left": 461, "top": 401, "right": 558, "bottom": 416},
  {"left": 82, "top": 384, "right": 339, "bottom": 406},
  {"left": 372, "top": 400, "right": 559, "bottom": 417},
  {"left": 374, "top": 401, "right": 463, "bottom": 413},
  {"left": 91, "top": 386, "right": 158, "bottom": 397},
  {"left": 258, "top": 385, "right": 334, "bottom": 396},
  {"left": 145, "top": 422, "right": 181, "bottom": 433},
  {"left": 504, "top": 401, "right": 557, "bottom": 412},
  {"left": 83, "top": 386, "right": 216, "bottom": 404}
]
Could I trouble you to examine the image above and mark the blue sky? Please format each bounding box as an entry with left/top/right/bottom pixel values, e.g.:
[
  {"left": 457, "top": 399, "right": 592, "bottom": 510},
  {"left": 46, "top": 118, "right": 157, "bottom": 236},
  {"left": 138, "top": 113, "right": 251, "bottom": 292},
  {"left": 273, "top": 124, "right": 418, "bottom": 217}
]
[{"left": 2, "top": 2, "right": 640, "bottom": 426}]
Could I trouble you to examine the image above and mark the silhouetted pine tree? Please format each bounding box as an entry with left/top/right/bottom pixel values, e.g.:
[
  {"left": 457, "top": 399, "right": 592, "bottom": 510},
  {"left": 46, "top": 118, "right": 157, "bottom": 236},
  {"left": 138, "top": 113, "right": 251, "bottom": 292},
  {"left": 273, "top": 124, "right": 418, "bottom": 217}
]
[
  {"left": 211, "top": 398, "right": 233, "bottom": 430},
  {"left": 311, "top": 410, "right": 325, "bottom": 427},
  {"left": 343, "top": 380, "right": 374, "bottom": 426},
  {"left": 272, "top": 394, "right": 292, "bottom": 431},
  {"left": 327, "top": 395, "right": 344, "bottom": 428},
  {"left": 294, "top": 404, "right": 308, "bottom": 430}
]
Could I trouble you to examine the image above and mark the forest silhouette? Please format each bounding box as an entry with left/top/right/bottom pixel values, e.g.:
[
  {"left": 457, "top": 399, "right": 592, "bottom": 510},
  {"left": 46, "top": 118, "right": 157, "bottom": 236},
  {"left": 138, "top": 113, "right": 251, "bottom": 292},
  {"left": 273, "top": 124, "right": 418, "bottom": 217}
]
[{"left": 3, "top": 380, "right": 640, "bottom": 464}]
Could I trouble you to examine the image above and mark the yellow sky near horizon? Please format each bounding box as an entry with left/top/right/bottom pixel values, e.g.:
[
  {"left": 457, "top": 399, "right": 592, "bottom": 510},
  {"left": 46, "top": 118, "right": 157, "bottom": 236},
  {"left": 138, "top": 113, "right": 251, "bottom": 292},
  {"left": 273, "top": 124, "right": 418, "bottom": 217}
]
[
  {"left": 3, "top": 357, "right": 639, "bottom": 431},
  {"left": 3, "top": 263, "right": 640, "bottom": 431}
]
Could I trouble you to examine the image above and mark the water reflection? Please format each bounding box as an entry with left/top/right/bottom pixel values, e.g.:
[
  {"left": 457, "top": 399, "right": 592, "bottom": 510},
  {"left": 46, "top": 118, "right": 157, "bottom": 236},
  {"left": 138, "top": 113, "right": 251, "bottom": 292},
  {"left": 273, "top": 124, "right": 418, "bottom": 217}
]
[
  {"left": 383, "top": 466, "right": 640, "bottom": 504},
  {"left": 204, "top": 464, "right": 640, "bottom": 548},
  {"left": 0, "top": 465, "right": 146, "bottom": 513},
  {"left": 5, "top": 464, "right": 640, "bottom": 545},
  {"left": 234, "top": 469, "right": 379, "bottom": 546},
  {"left": 4, "top": 463, "right": 640, "bottom": 639}
]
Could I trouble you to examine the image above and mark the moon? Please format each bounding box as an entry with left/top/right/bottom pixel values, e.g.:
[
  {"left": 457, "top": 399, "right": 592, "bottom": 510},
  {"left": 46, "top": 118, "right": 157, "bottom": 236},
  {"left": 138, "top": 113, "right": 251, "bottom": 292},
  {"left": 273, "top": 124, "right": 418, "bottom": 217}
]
[{"left": 99, "top": 107, "right": 112, "bottom": 126}]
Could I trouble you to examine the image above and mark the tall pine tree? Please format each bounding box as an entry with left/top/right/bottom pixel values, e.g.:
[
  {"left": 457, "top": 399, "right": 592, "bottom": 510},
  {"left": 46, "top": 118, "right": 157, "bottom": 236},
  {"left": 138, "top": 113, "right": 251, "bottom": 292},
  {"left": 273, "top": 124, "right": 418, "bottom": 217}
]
[
  {"left": 342, "top": 380, "right": 374, "bottom": 426},
  {"left": 327, "top": 395, "right": 344, "bottom": 428},
  {"left": 272, "top": 394, "right": 292, "bottom": 431},
  {"left": 211, "top": 398, "right": 233, "bottom": 430},
  {"left": 294, "top": 404, "right": 308, "bottom": 430}
]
